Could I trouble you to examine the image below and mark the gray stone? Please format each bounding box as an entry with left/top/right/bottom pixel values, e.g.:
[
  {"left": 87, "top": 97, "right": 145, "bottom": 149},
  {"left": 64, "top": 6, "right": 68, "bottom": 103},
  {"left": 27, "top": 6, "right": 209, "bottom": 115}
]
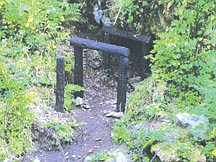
[
  {"left": 151, "top": 143, "right": 206, "bottom": 162},
  {"left": 82, "top": 103, "right": 91, "bottom": 109},
  {"left": 74, "top": 97, "right": 83, "bottom": 106},
  {"left": 84, "top": 146, "right": 132, "bottom": 162},
  {"left": 107, "top": 150, "right": 131, "bottom": 162},
  {"left": 128, "top": 76, "right": 141, "bottom": 84},
  {"left": 90, "top": 61, "right": 101, "bottom": 69},
  {"left": 175, "top": 113, "right": 208, "bottom": 139},
  {"left": 93, "top": 3, "right": 111, "bottom": 26},
  {"left": 128, "top": 76, "right": 141, "bottom": 89},
  {"left": 84, "top": 155, "right": 92, "bottom": 162},
  {"left": 106, "top": 112, "right": 124, "bottom": 119}
]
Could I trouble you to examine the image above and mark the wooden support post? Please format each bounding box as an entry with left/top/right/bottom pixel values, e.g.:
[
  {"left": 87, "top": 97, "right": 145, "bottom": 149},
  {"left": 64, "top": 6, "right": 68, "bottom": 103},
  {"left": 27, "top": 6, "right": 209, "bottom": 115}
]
[
  {"left": 74, "top": 46, "right": 84, "bottom": 98},
  {"left": 55, "top": 56, "right": 65, "bottom": 112},
  {"left": 117, "top": 56, "right": 128, "bottom": 112},
  {"left": 103, "top": 32, "right": 111, "bottom": 74},
  {"left": 140, "top": 42, "right": 148, "bottom": 80}
]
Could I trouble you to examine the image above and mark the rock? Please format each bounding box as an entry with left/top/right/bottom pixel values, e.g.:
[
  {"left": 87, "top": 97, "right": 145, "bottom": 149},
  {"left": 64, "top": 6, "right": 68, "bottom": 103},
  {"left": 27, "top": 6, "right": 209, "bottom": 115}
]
[
  {"left": 106, "top": 112, "right": 124, "bottom": 119},
  {"left": 128, "top": 76, "right": 141, "bottom": 84},
  {"left": 71, "top": 155, "right": 76, "bottom": 158},
  {"left": 175, "top": 113, "right": 208, "bottom": 139},
  {"left": 90, "top": 60, "right": 101, "bottom": 69},
  {"left": 95, "top": 137, "right": 102, "bottom": 142},
  {"left": 151, "top": 143, "right": 180, "bottom": 162},
  {"left": 108, "top": 148, "right": 132, "bottom": 162},
  {"left": 151, "top": 142, "right": 206, "bottom": 162},
  {"left": 93, "top": 4, "right": 103, "bottom": 24},
  {"left": 93, "top": 3, "right": 111, "bottom": 26},
  {"left": 74, "top": 97, "right": 83, "bottom": 106},
  {"left": 82, "top": 103, "right": 91, "bottom": 109},
  {"left": 84, "top": 155, "right": 92, "bottom": 162},
  {"left": 33, "top": 157, "right": 40, "bottom": 162},
  {"left": 130, "top": 121, "right": 162, "bottom": 132},
  {"left": 128, "top": 76, "right": 141, "bottom": 89},
  {"left": 84, "top": 146, "right": 132, "bottom": 162}
]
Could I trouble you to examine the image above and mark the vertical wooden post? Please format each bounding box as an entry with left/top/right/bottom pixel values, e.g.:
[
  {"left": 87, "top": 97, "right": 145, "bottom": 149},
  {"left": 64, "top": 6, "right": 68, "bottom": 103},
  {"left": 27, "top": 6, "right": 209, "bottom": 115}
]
[
  {"left": 117, "top": 56, "right": 128, "bottom": 112},
  {"left": 55, "top": 56, "right": 65, "bottom": 112},
  {"left": 140, "top": 42, "right": 148, "bottom": 80},
  {"left": 103, "top": 32, "right": 111, "bottom": 75},
  {"left": 74, "top": 46, "right": 84, "bottom": 98}
]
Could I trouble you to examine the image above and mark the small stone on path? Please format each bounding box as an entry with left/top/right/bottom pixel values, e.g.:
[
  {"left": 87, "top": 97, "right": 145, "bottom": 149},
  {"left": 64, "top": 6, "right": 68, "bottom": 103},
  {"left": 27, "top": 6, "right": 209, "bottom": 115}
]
[
  {"left": 82, "top": 104, "right": 91, "bottom": 109},
  {"left": 95, "top": 138, "right": 102, "bottom": 142},
  {"left": 106, "top": 112, "right": 123, "bottom": 119}
]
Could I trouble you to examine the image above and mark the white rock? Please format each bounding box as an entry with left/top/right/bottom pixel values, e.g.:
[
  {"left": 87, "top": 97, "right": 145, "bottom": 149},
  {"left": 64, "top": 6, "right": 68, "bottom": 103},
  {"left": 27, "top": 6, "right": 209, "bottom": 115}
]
[
  {"left": 84, "top": 155, "right": 92, "bottom": 162},
  {"left": 107, "top": 147, "right": 132, "bottom": 162},
  {"left": 74, "top": 97, "right": 83, "bottom": 106},
  {"left": 82, "top": 104, "right": 91, "bottom": 109},
  {"left": 175, "top": 113, "right": 208, "bottom": 139},
  {"left": 106, "top": 112, "right": 124, "bottom": 119},
  {"left": 33, "top": 157, "right": 40, "bottom": 162}
]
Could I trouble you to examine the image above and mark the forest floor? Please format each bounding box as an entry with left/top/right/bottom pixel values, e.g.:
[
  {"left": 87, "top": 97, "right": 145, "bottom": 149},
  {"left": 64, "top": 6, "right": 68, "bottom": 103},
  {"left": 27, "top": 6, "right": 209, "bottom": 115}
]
[{"left": 23, "top": 49, "right": 127, "bottom": 162}]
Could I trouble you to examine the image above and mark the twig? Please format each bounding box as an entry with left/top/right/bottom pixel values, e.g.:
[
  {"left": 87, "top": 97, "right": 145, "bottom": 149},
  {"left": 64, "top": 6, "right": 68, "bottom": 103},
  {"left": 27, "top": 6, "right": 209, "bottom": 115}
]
[
  {"left": 150, "top": 143, "right": 164, "bottom": 162},
  {"left": 114, "top": 7, "right": 122, "bottom": 25}
]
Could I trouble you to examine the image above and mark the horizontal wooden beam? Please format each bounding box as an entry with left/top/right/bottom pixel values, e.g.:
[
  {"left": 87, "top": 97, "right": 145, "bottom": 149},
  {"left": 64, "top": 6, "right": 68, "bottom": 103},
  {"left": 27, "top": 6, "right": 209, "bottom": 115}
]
[
  {"left": 70, "top": 37, "right": 129, "bottom": 57},
  {"left": 102, "top": 26, "right": 152, "bottom": 43}
]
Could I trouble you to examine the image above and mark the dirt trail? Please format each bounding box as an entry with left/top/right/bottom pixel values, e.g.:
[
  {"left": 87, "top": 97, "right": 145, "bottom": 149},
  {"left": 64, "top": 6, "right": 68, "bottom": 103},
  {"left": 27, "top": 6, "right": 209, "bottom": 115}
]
[{"left": 23, "top": 50, "right": 119, "bottom": 162}]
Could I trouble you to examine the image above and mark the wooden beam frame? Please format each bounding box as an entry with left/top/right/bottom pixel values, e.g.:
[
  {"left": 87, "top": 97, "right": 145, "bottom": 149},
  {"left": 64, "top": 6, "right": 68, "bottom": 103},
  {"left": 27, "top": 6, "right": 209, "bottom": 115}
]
[{"left": 70, "top": 37, "right": 129, "bottom": 112}]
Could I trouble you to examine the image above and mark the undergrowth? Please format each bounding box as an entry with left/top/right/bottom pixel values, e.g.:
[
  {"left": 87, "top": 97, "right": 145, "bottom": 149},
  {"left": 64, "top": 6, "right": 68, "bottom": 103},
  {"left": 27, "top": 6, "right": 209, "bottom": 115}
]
[
  {"left": 114, "top": 0, "right": 216, "bottom": 161},
  {"left": 0, "top": 0, "right": 80, "bottom": 160}
]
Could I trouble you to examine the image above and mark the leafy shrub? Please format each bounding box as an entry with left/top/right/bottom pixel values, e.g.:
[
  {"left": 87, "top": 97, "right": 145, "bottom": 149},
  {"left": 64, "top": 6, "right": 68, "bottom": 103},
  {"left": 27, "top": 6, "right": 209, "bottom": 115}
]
[
  {"left": 115, "top": 0, "right": 173, "bottom": 33},
  {"left": 0, "top": 60, "right": 34, "bottom": 160},
  {"left": 114, "top": 0, "right": 216, "bottom": 161},
  {"left": 90, "top": 151, "right": 113, "bottom": 162},
  {"left": 0, "top": 0, "right": 80, "bottom": 160}
]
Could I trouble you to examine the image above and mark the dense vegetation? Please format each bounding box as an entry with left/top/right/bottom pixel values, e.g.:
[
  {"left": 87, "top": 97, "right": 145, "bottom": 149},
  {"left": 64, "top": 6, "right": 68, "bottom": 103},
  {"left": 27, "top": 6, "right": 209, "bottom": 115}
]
[
  {"left": 114, "top": 0, "right": 216, "bottom": 161},
  {"left": 0, "top": 0, "right": 80, "bottom": 160},
  {"left": 0, "top": 0, "right": 215, "bottom": 161}
]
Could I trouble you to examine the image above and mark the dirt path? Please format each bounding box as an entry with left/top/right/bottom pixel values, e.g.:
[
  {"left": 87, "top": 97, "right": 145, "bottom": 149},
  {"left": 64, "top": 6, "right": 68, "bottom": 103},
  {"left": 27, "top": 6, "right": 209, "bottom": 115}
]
[
  {"left": 23, "top": 50, "right": 119, "bottom": 162},
  {"left": 24, "top": 98, "right": 116, "bottom": 162}
]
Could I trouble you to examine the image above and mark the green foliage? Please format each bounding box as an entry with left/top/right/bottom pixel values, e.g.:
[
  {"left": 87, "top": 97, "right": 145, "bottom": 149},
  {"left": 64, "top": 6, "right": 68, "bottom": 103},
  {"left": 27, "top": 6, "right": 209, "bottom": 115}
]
[
  {"left": 44, "top": 120, "right": 77, "bottom": 147},
  {"left": 0, "top": 0, "right": 80, "bottom": 160},
  {"left": 151, "top": 3, "right": 216, "bottom": 160},
  {"left": 114, "top": 111, "right": 168, "bottom": 161},
  {"left": 115, "top": 0, "right": 172, "bottom": 33},
  {"left": 0, "top": 0, "right": 80, "bottom": 86},
  {"left": 65, "top": 84, "right": 85, "bottom": 111},
  {"left": 0, "top": 0, "right": 80, "bottom": 53},
  {"left": 0, "top": 60, "right": 34, "bottom": 160},
  {"left": 90, "top": 151, "right": 113, "bottom": 162},
  {"left": 114, "top": 0, "right": 216, "bottom": 161}
]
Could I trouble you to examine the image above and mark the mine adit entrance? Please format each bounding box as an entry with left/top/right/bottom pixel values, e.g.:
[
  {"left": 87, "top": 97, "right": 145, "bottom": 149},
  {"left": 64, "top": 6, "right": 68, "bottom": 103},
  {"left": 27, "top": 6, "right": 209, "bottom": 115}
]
[{"left": 70, "top": 37, "right": 129, "bottom": 112}]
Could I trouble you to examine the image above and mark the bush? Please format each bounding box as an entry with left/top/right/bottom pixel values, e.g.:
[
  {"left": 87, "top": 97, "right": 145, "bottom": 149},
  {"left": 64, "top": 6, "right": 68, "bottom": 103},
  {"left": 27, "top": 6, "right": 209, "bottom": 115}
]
[
  {"left": 0, "top": 61, "right": 34, "bottom": 160},
  {"left": 114, "top": 0, "right": 216, "bottom": 161},
  {"left": 0, "top": 0, "right": 80, "bottom": 160}
]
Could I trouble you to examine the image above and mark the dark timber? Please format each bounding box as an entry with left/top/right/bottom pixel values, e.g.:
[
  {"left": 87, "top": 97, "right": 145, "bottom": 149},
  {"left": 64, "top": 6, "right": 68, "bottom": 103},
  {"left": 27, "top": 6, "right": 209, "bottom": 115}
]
[
  {"left": 103, "top": 26, "right": 152, "bottom": 43},
  {"left": 70, "top": 37, "right": 129, "bottom": 112},
  {"left": 55, "top": 56, "right": 65, "bottom": 112},
  {"left": 74, "top": 46, "right": 84, "bottom": 98},
  {"left": 102, "top": 25, "right": 153, "bottom": 79},
  {"left": 70, "top": 37, "right": 129, "bottom": 57}
]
